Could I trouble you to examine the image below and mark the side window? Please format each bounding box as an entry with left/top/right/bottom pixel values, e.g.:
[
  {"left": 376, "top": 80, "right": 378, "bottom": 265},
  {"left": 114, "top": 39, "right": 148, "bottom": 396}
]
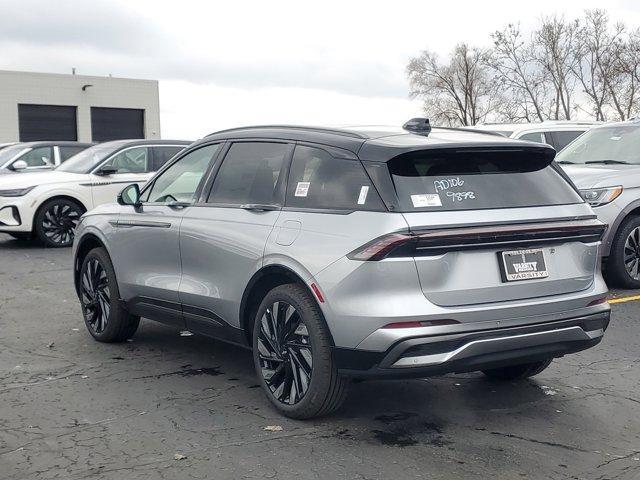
[
  {"left": 151, "top": 146, "right": 185, "bottom": 171},
  {"left": 518, "top": 132, "right": 544, "bottom": 144},
  {"left": 286, "top": 145, "right": 384, "bottom": 211},
  {"left": 548, "top": 131, "right": 584, "bottom": 151},
  {"left": 19, "top": 146, "right": 54, "bottom": 167},
  {"left": 207, "top": 142, "right": 289, "bottom": 205},
  {"left": 144, "top": 144, "right": 219, "bottom": 203},
  {"left": 101, "top": 146, "right": 149, "bottom": 173},
  {"left": 59, "top": 146, "right": 86, "bottom": 162}
]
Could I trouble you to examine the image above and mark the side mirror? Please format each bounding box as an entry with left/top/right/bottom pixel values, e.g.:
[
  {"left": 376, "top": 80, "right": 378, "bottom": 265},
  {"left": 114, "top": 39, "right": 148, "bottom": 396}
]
[
  {"left": 96, "top": 165, "right": 119, "bottom": 176},
  {"left": 11, "top": 160, "right": 28, "bottom": 171},
  {"left": 117, "top": 184, "right": 142, "bottom": 207}
]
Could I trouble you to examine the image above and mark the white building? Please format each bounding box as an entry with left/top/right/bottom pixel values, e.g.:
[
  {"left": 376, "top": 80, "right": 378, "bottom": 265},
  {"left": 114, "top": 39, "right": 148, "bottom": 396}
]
[{"left": 0, "top": 70, "right": 161, "bottom": 143}]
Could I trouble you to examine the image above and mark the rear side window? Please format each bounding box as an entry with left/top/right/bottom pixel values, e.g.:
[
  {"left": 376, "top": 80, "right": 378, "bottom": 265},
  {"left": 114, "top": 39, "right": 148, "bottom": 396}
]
[
  {"left": 208, "top": 142, "right": 289, "bottom": 205},
  {"left": 286, "top": 145, "right": 384, "bottom": 211},
  {"left": 388, "top": 149, "right": 583, "bottom": 212},
  {"left": 59, "top": 146, "right": 87, "bottom": 162},
  {"left": 547, "top": 131, "right": 584, "bottom": 151},
  {"left": 152, "top": 146, "right": 184, "bottom": 171},
  {"left": 518, "top": 132, "right": 544, "bottom": 143}
]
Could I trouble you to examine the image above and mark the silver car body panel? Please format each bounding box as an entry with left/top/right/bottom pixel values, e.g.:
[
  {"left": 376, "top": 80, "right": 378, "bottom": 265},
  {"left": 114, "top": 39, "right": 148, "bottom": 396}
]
[{"left": 73, "top": 125, "right": 610, "bottom": 378}]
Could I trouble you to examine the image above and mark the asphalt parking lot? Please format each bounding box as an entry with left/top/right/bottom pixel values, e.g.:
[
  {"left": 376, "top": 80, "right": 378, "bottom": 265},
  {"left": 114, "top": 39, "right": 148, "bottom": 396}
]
[{"left": 1, "top": 234, "right": 639, "bottom": 480}]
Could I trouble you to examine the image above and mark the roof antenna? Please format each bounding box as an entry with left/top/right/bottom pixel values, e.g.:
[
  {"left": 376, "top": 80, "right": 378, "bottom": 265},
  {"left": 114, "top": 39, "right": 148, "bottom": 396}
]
[{"left": 402, "top": 117, "right": 431, "bottom": 135}]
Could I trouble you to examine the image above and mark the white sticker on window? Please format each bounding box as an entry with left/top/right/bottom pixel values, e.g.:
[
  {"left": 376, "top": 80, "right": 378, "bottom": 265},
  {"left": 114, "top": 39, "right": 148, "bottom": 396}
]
[
  {"left": 357, "top": 186, "right": 369, "bottom": 205},
  {"left": 411, "top": 194, "right": 442, "bottom": 207},
  {"left": 295, "top": 182, "right": 310, "bottom": 197}
]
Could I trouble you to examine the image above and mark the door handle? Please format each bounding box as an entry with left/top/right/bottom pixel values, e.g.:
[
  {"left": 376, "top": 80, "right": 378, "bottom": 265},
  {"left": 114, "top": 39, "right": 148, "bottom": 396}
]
[
  {"left": 167, "top": 201, "right": 191, "bottom": 209},
  {"left": 240, "top": 204, "right": 280, "bottom": 212}
]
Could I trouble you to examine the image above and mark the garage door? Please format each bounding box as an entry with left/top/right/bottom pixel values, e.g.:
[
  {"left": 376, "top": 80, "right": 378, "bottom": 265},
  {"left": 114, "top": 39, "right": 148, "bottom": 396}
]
[
  {"left": 91, "top": 107, "right": 144, "bottom": 141},
  {"left": 18, "top": 104, "right": 78, "bottom": 141}
]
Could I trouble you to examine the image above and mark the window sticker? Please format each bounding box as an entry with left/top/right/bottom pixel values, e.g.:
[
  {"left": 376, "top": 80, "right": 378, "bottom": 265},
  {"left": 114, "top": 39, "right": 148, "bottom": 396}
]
[
  {"left": 295, "top": 182, "right": 310, "bottom": 197},
  {"left": 357, "top": 186, "right": 369, "bottom": 205},
  {"left": 411, "top": 193, "right": 442, "bottom": 207}
]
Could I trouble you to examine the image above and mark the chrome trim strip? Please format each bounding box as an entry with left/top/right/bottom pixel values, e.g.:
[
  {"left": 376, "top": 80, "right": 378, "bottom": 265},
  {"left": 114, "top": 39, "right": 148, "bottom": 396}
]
[
  {"left": 391, "top": 326, "right": 599, "bottom": 368},
  {"left": 109, "top": 219, "right": 171, "bottom": 228}
]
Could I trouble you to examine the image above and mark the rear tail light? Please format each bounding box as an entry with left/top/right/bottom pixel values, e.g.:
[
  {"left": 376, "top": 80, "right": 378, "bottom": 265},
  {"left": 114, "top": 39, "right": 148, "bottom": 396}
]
[
  {"left": 347, "top": 219, "right": 607, "bottom": 261},
  {"left": 346, "top": 233, "right": 412, "bottom": 261}
]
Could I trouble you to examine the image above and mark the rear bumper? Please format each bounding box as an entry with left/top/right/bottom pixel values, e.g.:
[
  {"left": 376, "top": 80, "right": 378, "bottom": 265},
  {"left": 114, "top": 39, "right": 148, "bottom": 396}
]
[{"left": 333, "top": 310, "right": 609, "bottom": 379}]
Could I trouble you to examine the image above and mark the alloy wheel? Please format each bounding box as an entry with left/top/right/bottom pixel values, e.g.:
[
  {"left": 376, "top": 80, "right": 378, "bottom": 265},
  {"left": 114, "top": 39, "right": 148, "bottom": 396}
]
[
  {"left": 80, "top": 258, "right": 111, "bottom": 334},
  {"left": 624, "top": 226, "right": 640, "bottom": 280},
  {"left": 41, "top": 203, "right": 81, "bottom": 245},
  {"left": 257, "top": 301, "right": 313, "bottom": 405}
]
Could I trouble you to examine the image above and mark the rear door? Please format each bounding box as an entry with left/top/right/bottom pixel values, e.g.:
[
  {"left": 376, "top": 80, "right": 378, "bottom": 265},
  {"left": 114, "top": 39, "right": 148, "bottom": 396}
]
[
  {"left": 178, "top": 141, "right": 292, "bottom": 335},
  {"left": 385, "top": 147, "right": 596, "bottom": 306}
]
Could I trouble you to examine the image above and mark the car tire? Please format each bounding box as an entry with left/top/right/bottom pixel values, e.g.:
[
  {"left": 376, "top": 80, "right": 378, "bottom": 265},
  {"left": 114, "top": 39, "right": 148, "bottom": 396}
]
[
  {"left": 8, "top": 232, "right": 32, "bottom": 241},
  {"left": 482, "top": 359, "right": 552, "bottom": 380},
  {"left": 252, "top": 283, "right": 349, "bottom": 419},
  {"left": 606, "top": 215, "right": 640, "bottom": 289},
  {"left": 79, "top": 247, "right": 140, "bottom": 343},
  {"left": 34, "top": 198, "right": 84, "bottom": 248}
]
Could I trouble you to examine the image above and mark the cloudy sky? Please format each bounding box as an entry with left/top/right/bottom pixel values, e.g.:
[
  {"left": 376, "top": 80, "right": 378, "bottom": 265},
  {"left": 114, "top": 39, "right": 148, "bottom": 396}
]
[{"left": 1, "top": 0, "right": 640, "bottom": 139}]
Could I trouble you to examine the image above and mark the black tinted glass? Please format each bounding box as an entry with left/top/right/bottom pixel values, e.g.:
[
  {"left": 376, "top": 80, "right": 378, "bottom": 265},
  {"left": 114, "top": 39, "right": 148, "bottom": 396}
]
[
  {"left": 59, "top": 146, "right": 87, "bottom": 162},
  {"left": 548, "top": 131, "right": 584, "bottom": 151},
  {"left": 286, "top": 145, "right": 384, "bottom": 211},
  {"left": 152, "top": 146, "right": 184, "bottom": 171},
  {"left": 388, "top": 149, "right": 582, "bottom": 212},
  {"left": 208, "top": 142, "right": 289, "bottom": 205}
]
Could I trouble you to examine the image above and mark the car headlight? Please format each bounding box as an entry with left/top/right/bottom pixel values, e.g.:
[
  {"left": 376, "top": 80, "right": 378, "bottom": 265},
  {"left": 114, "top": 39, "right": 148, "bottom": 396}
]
[
  {"left": 580, "top": 186, "right": 623, "bottom": 207},
  {"left": 0, "top": 186, "right": 36, "bottom": 197}
]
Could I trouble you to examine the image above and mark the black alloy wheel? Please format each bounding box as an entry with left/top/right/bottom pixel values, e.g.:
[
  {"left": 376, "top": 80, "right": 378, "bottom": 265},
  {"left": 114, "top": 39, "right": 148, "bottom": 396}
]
[
  {"left": 257, "top": 300, "right": 313, "bottom": 405},
  {"left": 80, "top": 257, "right": 111, "bottom": 334},
  {"left": 36, "top": 199, "right": 83, "bottom": 247}
]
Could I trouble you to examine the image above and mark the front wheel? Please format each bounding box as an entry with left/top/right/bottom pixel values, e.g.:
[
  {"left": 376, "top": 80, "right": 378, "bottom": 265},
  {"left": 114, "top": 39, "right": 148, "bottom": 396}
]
[
  {"left": 79, "top": 247, "right": 139, "bottom": 342},
  {"left": 606, "top": 216, "right": 640, "bottom": 289},
  {"left": 482, "top": 359, "right": 552, "bottom": 380},
  {"left": 35, "top": 198, "right": 84, "bottom": 247},
  {"left": 252, "top": 284, "right": 348, "bottom": 419}
]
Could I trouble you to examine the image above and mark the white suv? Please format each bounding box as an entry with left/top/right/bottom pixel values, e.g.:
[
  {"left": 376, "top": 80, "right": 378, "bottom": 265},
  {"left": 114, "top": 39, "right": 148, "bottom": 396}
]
[
  {"left": 0, "top": 139, "right": 189, "bottom": 246},
  {"left": 472, "top": 121, "right": 600, "bottom": 151}
]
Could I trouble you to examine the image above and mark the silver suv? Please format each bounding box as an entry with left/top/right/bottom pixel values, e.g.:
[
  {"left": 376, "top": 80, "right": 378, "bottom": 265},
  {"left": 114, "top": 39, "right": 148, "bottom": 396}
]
[
  {"left": 72, "top": 120, "right": 610, "bottom": 418},
  {"left": 556, "top": 119, "right": 640, "bottom": 288}
]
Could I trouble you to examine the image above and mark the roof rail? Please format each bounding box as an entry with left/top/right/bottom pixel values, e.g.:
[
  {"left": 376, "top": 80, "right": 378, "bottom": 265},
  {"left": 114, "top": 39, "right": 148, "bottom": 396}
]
[
  {"left": 205, "top": 125, "right": 369, "bottom": 139},
  {"left": 434, "top": 126, "right": 506, "bottom": 137}
]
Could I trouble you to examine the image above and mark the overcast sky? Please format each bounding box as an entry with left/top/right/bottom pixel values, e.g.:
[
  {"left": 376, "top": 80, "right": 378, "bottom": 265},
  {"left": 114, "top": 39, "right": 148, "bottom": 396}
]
[{"left": 1, "top": 0, "right": 640, "bottom": 139}]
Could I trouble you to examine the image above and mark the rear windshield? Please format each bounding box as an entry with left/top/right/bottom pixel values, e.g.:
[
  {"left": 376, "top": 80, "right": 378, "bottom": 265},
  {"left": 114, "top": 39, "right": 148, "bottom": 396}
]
[{"left": 388, "top": 149, "right": 583, "bottom": 212}]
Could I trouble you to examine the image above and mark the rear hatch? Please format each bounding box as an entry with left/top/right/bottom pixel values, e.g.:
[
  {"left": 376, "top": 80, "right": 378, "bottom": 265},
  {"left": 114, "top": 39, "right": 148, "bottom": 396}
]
[{"left": 384, "top": 147, "right": 603, "bottom": 307}]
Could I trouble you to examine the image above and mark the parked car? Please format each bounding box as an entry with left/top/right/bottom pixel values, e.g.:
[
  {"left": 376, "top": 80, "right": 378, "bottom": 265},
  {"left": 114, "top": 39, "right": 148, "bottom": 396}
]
[
  {"left": 556, "top": 119, "right": 640, "bottom": 288},
  {"left": 0, "top": 139, "right": 189, "bottom": 246},
  {"left": 0, "top": 141, "right": 94, "bottom": 175},
  {"left": 472, "top": 121, "right": 599, "bottom": 151},
  {"left": 72, "top": 120, "right": 610, "bottom": 419}
]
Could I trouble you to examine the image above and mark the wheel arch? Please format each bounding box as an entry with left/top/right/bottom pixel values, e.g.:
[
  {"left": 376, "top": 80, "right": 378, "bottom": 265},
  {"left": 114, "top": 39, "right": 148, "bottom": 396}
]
[
  {"left": 239, "top": 264, "right": 332, "bottom": 346},
  {"left": 73, "top": 232, "right": 109, "bottom": 297}
]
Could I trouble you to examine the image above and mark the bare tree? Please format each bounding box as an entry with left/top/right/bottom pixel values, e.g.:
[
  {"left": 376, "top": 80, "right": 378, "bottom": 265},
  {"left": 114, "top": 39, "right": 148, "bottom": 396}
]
[
  {"left": 407, "top": 43, "right": 500, "bottom": 126},
  {"left": 490, "top": 23, "right": 549, "bottom": 122},
  {"left": 534, "top": 15, "right": 580, "bottom": 120}
]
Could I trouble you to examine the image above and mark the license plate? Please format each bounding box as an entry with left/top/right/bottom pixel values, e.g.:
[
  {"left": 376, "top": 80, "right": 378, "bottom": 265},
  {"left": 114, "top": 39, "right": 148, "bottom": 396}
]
[{"left": 500, "top": 248, "right": 549, "bottom": 282}]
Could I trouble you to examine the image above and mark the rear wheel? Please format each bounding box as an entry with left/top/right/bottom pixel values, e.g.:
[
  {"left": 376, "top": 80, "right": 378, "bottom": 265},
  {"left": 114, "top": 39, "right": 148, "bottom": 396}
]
[
  {"left": 35, "top": 198, "right": 84, "bottom": 247},
  {"left": 252, "top": 284, "right": 348, "bottom": 419},
  {"left": 79, "top": 247, "right": 139, "bottom": 342},
  {"left": 482, "top": 359, "right": 552, "bottom": 380},
  {"left": 606, "top": 216, "right": 640, "bottom": 289}
]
